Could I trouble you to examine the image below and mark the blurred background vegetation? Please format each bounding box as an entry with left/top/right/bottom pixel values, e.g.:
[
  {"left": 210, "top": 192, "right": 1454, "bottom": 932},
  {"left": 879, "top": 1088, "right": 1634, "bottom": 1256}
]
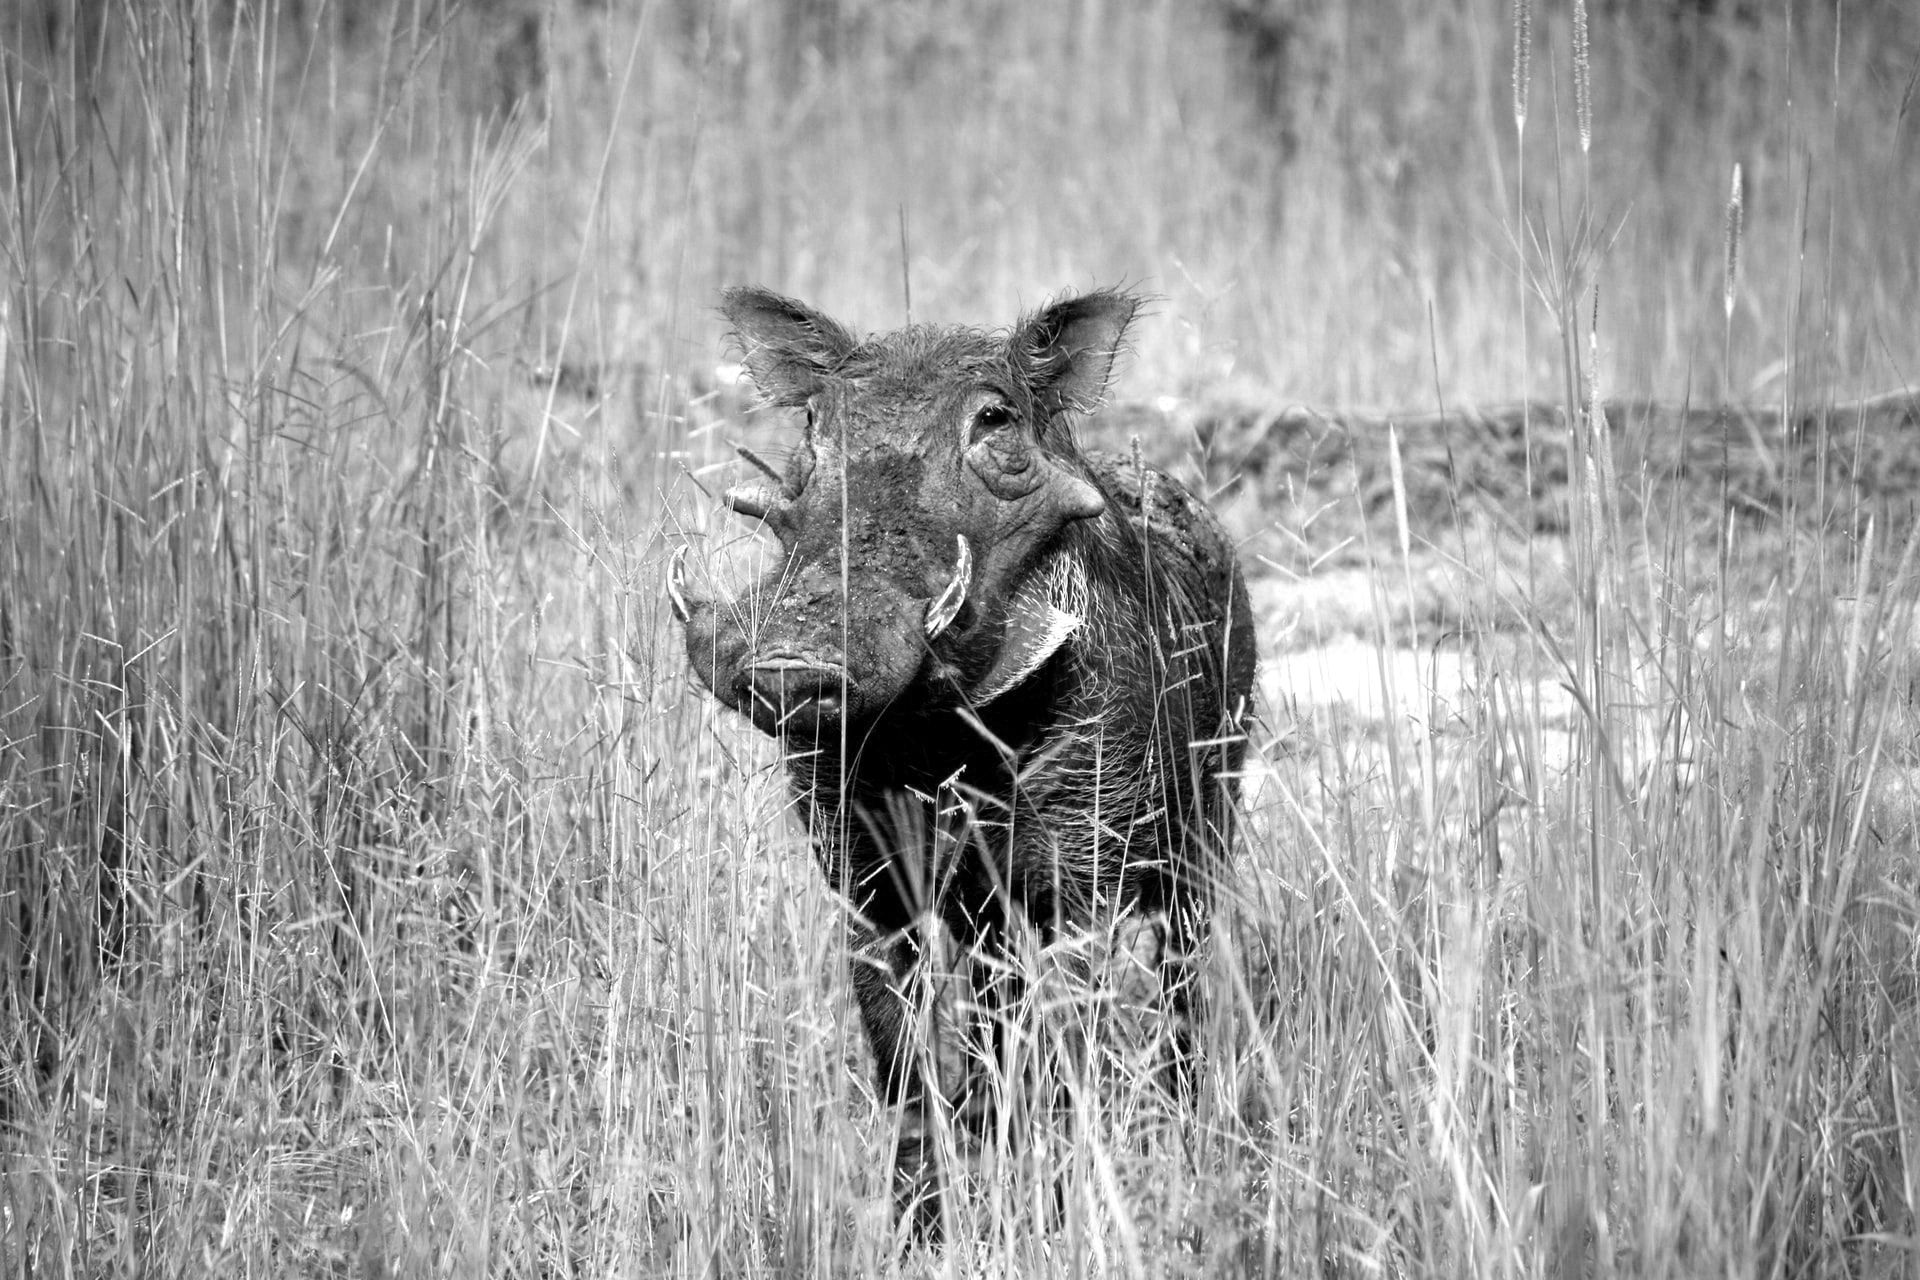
[{"left": 17, "top": 0, "right": 1918, "bottom": 410}]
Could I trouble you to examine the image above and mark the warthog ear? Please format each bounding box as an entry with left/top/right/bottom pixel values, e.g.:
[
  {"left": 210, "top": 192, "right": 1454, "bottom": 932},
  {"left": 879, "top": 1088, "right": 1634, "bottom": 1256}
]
[
  {"left": 1012, "top": 289, "right": 1142, "bottom": 430},
  {"left": 721, "top": 287, "right": 858, "bottom": 406}
]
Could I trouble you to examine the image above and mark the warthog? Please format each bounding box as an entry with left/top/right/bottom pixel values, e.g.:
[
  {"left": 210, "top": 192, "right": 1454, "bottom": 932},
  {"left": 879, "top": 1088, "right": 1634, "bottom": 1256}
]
[{"left": 670, "top": 286, "right": 1255, "bottom": 1236}]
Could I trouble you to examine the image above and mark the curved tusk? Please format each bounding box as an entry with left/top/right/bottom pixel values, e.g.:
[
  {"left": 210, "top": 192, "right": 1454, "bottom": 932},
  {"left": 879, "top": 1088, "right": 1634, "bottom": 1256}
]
[
  {"left": 723, "top": 484, "right": 784, "bottom": 522},
  {"left": 667, "top": 545, "right": 693, "bottom": 623},
  {"left": 925, "top": 535, "right": 972, "bottom": 640}
]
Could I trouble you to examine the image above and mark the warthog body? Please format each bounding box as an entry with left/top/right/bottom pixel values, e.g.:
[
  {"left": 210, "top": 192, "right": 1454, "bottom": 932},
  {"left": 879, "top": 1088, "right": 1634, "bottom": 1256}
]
[{"left": 672, "top": 287, "right": 1255, "bottom": 1235}]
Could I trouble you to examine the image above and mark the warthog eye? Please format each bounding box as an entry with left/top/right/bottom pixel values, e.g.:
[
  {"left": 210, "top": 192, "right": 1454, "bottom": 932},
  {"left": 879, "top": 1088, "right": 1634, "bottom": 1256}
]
[{"left": 968, "top": 401, "right": 1016, "bottom": 440}]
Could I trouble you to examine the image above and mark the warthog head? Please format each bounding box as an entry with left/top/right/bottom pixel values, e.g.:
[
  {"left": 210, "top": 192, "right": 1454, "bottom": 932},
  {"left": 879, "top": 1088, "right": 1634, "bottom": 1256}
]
[{"left": 672, "top": 286, "right": 1137, "bottom": 740}]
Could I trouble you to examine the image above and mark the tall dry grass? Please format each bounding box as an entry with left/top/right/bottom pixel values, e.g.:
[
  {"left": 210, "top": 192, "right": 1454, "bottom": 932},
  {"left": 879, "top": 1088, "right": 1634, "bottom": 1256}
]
[{"left": 2, "top": 0, "right": 1916, "bottom": 1274}]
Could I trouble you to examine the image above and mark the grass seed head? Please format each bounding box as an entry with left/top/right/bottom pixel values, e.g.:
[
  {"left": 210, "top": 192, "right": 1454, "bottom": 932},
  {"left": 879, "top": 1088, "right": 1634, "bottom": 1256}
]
[
  {"left": 1724, "top": 162, "right": 1745, "bottom": 321},
  {"left": 1575, "top": 0, "right": 1593, "bottom": 153},
  {"left": 1512, "top": 0, "right": 1533, "bottom": 136}
]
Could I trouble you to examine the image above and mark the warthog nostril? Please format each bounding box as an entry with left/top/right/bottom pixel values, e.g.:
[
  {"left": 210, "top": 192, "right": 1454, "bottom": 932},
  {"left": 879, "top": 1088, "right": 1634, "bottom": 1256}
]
[{"left": 748, "top": 654, "right": 846, "bottom": 678}]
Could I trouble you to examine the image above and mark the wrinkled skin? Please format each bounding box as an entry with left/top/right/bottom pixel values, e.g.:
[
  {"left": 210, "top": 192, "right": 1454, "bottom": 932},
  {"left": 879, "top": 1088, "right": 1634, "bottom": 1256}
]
[{"left": 674, "top": 287, "right": 1256, "bottom": 1241}]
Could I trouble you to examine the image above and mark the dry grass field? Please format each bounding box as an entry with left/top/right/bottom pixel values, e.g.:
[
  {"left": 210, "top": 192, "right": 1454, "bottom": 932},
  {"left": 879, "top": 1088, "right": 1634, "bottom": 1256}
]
[{"left": 3, "top": 1, "right": 1919, "bottom": 1275}]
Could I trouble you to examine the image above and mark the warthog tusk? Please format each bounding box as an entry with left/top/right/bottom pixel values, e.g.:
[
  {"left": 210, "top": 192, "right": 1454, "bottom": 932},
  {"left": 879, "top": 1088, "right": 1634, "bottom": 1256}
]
[
  {"left": 925, "top": 535, "right": 972, "bottom": 640},
  {"left": 667, "top": 545, "right": 692, "bottom": 622},
  {"left": 723, "top": 485, "right": 784, "bottom": 522}
]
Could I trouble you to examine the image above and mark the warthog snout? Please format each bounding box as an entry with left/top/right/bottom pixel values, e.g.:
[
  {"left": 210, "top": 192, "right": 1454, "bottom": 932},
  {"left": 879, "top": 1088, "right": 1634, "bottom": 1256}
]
[
  {"left": 741, "top": 653, "right": 847, "bottom": 727},
  {"left": 674, "top": 529, "right": 978, "bottom": 737}
]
